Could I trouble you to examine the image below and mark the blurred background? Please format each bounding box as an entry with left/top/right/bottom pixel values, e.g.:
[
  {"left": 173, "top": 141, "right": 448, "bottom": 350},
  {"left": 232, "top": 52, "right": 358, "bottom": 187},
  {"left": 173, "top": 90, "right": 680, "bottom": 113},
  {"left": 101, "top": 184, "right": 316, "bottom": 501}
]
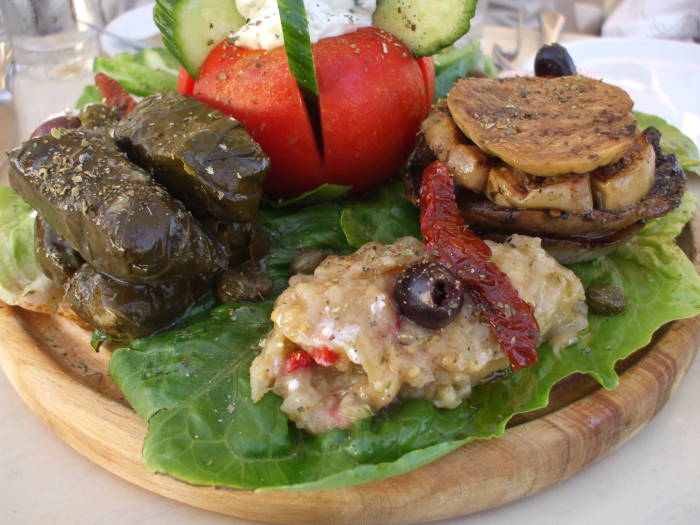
[{"left": 475, "top": 0, "right": 700, "bottom": 40}]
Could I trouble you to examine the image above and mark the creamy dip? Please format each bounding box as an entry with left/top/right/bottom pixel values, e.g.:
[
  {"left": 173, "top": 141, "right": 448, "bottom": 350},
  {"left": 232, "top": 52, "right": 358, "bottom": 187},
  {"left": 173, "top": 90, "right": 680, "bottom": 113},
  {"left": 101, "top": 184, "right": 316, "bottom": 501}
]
[
  {"left": 250, "top": 235, "right": 588, "bottom": 434},
  {"left": 232, "top": 0, "right": 376, "bottom": 50}
]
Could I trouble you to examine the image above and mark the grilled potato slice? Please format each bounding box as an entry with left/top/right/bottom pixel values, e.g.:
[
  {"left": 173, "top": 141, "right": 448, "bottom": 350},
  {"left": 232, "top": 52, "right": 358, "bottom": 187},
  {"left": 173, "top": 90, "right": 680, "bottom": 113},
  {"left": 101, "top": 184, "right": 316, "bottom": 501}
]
[
  {"left": 591, "top": 132, "right": 655, "bottom": 210},
  {"left": 486, "top": 167, "right": 593, "bottom": 212},
  {"left": 422, "top": 104, "right": 490, "bottom": 193},
  {"left": 447, "top": 76, "right": 638, "bottom": 176},
  {"left": 449, "top": 144, "right": 490, "bottom": 193}
]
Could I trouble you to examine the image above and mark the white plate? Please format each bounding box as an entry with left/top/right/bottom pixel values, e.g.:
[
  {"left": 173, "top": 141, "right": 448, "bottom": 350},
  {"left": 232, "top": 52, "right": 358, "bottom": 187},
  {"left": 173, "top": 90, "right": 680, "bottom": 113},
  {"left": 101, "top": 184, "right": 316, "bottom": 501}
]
[
  {"left": 561, "top": 38, "right": 700, "bottom": 147},
  {"left": 99, "top": 2, "right": 160, "bottom": 57}
]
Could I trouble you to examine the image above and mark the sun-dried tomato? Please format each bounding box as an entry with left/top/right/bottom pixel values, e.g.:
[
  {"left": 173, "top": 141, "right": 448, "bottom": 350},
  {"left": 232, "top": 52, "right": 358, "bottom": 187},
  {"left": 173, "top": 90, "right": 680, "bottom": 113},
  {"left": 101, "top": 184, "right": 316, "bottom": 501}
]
[
  {"left": 94, "top": 73, "right": 138, "bottom": 117},
  {"left": 419, "top": 161, "right": 539, "bottom": 371}
]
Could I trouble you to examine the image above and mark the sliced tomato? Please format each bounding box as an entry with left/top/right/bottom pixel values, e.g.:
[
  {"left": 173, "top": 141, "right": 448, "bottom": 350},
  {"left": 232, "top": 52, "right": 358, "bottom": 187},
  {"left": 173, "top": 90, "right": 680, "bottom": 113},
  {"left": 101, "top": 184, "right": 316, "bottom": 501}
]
[
  {"left": 193, "top": 27, "right": 434, "bottom": 198},
  {"left": 176, "top": 66, "right": 195, "bottom": 96}
]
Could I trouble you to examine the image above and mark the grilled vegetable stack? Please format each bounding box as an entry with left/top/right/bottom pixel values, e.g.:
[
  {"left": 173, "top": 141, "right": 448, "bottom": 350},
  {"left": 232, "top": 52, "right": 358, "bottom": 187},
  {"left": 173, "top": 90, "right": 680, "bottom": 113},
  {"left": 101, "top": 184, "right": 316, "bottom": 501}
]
[{"left": 413, "top": 75, "right": 686, "bottom": 263}]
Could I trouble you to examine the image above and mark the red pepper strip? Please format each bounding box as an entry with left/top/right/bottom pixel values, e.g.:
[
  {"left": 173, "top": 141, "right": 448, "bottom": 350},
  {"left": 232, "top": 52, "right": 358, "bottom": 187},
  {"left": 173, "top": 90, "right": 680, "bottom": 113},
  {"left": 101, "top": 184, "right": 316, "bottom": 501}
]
[
  {"left": 311, "top": 346, "right": 340, "bottom": 366},
  {"left": 284, "top": 350, "right": 315, "bottom": 374},
  {"left": 94, "top": 73, "right": 138, "bottom": 117},
  {"left": 419, "top": 161, "right": 540, "bottom": 371}
]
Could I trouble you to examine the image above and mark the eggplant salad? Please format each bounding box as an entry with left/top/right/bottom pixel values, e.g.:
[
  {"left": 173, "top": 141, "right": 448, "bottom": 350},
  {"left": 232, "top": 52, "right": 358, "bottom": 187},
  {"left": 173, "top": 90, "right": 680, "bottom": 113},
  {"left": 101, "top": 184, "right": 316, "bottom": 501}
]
[{"left": 1, "top": 0, "right": 700, "bottom": 493}]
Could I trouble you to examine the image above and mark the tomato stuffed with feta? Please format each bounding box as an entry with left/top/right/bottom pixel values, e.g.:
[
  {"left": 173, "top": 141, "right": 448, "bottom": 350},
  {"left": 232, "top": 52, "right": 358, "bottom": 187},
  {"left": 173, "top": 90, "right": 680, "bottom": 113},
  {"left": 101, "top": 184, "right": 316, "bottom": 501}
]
[{"left": 181, "top": 27, "right": 434, "bottom": 197}]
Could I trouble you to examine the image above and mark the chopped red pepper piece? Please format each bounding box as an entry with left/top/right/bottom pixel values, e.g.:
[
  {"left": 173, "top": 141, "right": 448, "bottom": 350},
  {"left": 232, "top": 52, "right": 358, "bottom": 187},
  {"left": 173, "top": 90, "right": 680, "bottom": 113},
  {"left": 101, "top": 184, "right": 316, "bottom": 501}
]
[
  {"left": 284, "top": 350, "right": 315, "bottom": 374},
  {"left": 94, "top": 73, "right": 138, "bottom": 117},
  {"left": 419, "top": 161, "right": 540, "bottom": 371},
  {"left": 311, "top": 346, "right": 340, "bottom": 367}
]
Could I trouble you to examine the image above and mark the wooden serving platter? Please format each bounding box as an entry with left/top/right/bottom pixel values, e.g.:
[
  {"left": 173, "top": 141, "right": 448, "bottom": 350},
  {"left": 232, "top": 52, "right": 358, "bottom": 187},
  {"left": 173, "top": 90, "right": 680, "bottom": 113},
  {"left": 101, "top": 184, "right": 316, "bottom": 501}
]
[{"left": 1, "top": 221, "right": 699, "bottom": 525}]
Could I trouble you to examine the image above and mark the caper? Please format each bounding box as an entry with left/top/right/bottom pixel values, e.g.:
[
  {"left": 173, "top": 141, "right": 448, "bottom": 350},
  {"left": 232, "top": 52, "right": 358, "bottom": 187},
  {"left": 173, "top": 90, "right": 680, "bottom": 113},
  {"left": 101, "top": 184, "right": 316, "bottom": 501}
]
[
  {"left": 534, "top": 43, "right": 577, "bottom": 78},
  {"left": 586, "top": 283, "right": 627, "bottom": 316},
  {"left": 290, "top": 249, "right": 327, "bottom": 275},
  {"left": 393, "top": 261, "right": 465, "bottom": 329},
  {"left": 217, "top": 262, "right": 274, "bottom": 303}
]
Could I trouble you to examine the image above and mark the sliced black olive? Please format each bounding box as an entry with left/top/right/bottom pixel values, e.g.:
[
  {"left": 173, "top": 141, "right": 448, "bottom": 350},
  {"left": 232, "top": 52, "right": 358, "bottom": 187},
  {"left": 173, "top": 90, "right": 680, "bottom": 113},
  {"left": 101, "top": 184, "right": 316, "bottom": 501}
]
[
  {"left": 217, "top": 261, "right": 274, "bottom": 303},
  {"left": 586, "top": 283, "right": 627, "bottom": 316},
  {"left": 534, "top": 43, "right": 577, "bottom": 77},
  {"left": 290, "top": 249, "right": 327, "bottom": 275},
  {"left": 393, "top": 261, "right": 464, "bottom": 329}
]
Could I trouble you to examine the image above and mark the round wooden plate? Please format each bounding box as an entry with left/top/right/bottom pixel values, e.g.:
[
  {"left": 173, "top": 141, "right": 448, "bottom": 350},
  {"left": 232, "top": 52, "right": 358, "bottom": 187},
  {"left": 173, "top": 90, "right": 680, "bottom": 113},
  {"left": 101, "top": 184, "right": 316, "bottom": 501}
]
[{"left": 1, "top": 220, "right": 699, "bottom": 525}]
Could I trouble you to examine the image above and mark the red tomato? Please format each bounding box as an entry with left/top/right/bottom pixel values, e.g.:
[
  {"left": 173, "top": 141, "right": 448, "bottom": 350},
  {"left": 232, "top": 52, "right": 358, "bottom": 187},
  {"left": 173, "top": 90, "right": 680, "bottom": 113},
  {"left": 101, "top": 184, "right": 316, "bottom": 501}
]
[
  {"left": 177, "top": 66, "right": 195, "bottom": 96},
  {"left": 193, "top": 27, "right": 434, "bottom": 197}
]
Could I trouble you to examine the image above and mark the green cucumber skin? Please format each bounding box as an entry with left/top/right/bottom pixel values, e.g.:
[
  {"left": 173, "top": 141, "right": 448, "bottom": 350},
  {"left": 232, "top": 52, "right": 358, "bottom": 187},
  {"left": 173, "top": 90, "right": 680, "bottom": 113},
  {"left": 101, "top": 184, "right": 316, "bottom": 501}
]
[
  {"left": 154, "top": 0, "right": 245, "bottom": 78},
  {"left": 153, "top": 0, "right": 182, "bottom": 72},
  {"left": 373, "top": 0, "right": 479, "bottom": 57},
  {"left": 276, "top": 0, "right": 319, "bottom": 96}
]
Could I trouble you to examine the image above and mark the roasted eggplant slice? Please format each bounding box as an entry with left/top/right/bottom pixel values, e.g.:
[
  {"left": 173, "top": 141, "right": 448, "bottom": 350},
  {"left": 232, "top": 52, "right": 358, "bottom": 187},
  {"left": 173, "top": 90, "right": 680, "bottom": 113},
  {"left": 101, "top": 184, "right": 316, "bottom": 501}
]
[
  {"left": 9, "top": 129, "right": 228, "bottom": 284},
  {"left": 446, "top": 76, "right": 638, "bottom": 176},
  {"left": 34, "top": 215, "right": 84, "bottom": 287},
  {"left": 115, "top": 92, "right": 269, "bottom": 223},
  {"left": 67, "top": 264, "right": 212, "bottom": 339}
]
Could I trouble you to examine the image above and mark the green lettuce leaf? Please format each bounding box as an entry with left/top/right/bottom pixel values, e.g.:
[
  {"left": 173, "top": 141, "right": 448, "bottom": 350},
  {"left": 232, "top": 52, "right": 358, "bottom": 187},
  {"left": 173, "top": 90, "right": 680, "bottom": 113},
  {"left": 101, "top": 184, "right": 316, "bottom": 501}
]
[
  {"left": 75, "top": 85, "right": 103, "bottom": 109},
  {"left": 260, "top": 203, "right": 353, "bottom": 292},
  {"left": 635, "top": 111, "right": 700, "bottom": 175},
  {"left": 0, "top": 186, "right": 61, "bottom": 310},
  {"left": 92, "top": 47, "right": 180, "bottom": 97},
  {"left": 340, "top": 182, "right": 421, "bottom": 248},
  {"left": 433, "top": 40, "right": 497, "bottom": 100},
  {"left": 265, "top": 184, "right": 351, "bottom": 208},
  {"left": 110, "top": 184, "right": 700, "bottom": 491}
]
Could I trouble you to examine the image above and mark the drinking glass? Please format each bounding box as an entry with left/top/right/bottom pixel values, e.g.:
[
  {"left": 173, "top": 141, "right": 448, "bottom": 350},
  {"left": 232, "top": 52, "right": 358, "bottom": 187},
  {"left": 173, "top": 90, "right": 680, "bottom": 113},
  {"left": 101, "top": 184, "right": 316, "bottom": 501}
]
[{"left": 0, "top": 0, "right": 105, "bottom": 78}]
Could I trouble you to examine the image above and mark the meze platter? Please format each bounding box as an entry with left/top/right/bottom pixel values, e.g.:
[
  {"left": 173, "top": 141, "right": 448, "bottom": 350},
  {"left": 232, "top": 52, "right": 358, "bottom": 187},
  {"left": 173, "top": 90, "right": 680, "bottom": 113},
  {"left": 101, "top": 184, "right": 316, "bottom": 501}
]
[{"left": 2, "top": 1, "right": 700, "bottom": 523}]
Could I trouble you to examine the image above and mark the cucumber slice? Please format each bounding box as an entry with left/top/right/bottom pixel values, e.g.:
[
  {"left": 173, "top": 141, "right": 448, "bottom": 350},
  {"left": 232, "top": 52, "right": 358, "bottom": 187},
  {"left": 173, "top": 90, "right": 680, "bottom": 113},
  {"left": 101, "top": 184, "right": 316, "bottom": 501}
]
[
  {"left": 277, "top": 0, "right": 319, "bottom": 96},
  {"left": 373, "top": 0, "right": 478, "bottom": 57},
  {"left": 154, "top": 0, "right": 246, "bottom": 78}
]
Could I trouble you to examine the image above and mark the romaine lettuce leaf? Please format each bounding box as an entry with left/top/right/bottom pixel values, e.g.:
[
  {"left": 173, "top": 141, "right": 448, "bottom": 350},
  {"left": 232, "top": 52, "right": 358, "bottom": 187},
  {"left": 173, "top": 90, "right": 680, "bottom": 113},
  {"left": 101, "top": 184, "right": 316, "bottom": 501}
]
[
  {"left": 635, "top": 111, "right": 700, "bottom": 175},
  {"left": 265, "top": 184, "right": 351, "bottom": 208},
  {"left": 75, "top": 85, "right": 104, "bottom": 109},
  {"left": 340, "top": 181, "right": 421, "bottom": 248},
  {"left": 93, "top": 47, "right": 179, "bottom": 97},
  {"left": 76, "top": 47, "right": 180, "bottom": 105},
  {"left": 433, "top": 40, "right": 497, "bottom": 100},
  {"left": 0, "top": 186, "right": 62, "bottom": 311},
  {"left": 260, "top": 202, "right": 354, "bottom": 292},
  {"left": 109, "top": 186, "right": 700, "bottom": 491}
]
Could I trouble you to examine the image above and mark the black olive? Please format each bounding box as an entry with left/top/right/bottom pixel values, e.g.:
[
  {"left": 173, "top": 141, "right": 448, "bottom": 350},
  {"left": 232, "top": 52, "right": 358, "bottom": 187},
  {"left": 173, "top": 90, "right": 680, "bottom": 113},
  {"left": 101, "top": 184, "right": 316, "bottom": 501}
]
[
  {"left": 30, "top": 115, "right": 81, "bottom": 138},
  {"left": 393, "top": 261, "right": 465, "bottom": 329},
  {"left": 586, "top": 283, "right": 627, "bottom": 316},
  {"left": 217, "top": 261, "right": 274, "bottom": 303},
  {"left": 534, "top": 43, "right": 577, "bottom": 78}
]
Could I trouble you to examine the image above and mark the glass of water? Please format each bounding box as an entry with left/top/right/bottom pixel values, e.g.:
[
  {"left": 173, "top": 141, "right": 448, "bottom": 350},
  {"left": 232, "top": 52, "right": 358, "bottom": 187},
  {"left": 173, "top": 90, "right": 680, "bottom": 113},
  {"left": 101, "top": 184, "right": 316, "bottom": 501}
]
[{"left": 0, "top": 0, "right": 106, "bottom": 78}]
